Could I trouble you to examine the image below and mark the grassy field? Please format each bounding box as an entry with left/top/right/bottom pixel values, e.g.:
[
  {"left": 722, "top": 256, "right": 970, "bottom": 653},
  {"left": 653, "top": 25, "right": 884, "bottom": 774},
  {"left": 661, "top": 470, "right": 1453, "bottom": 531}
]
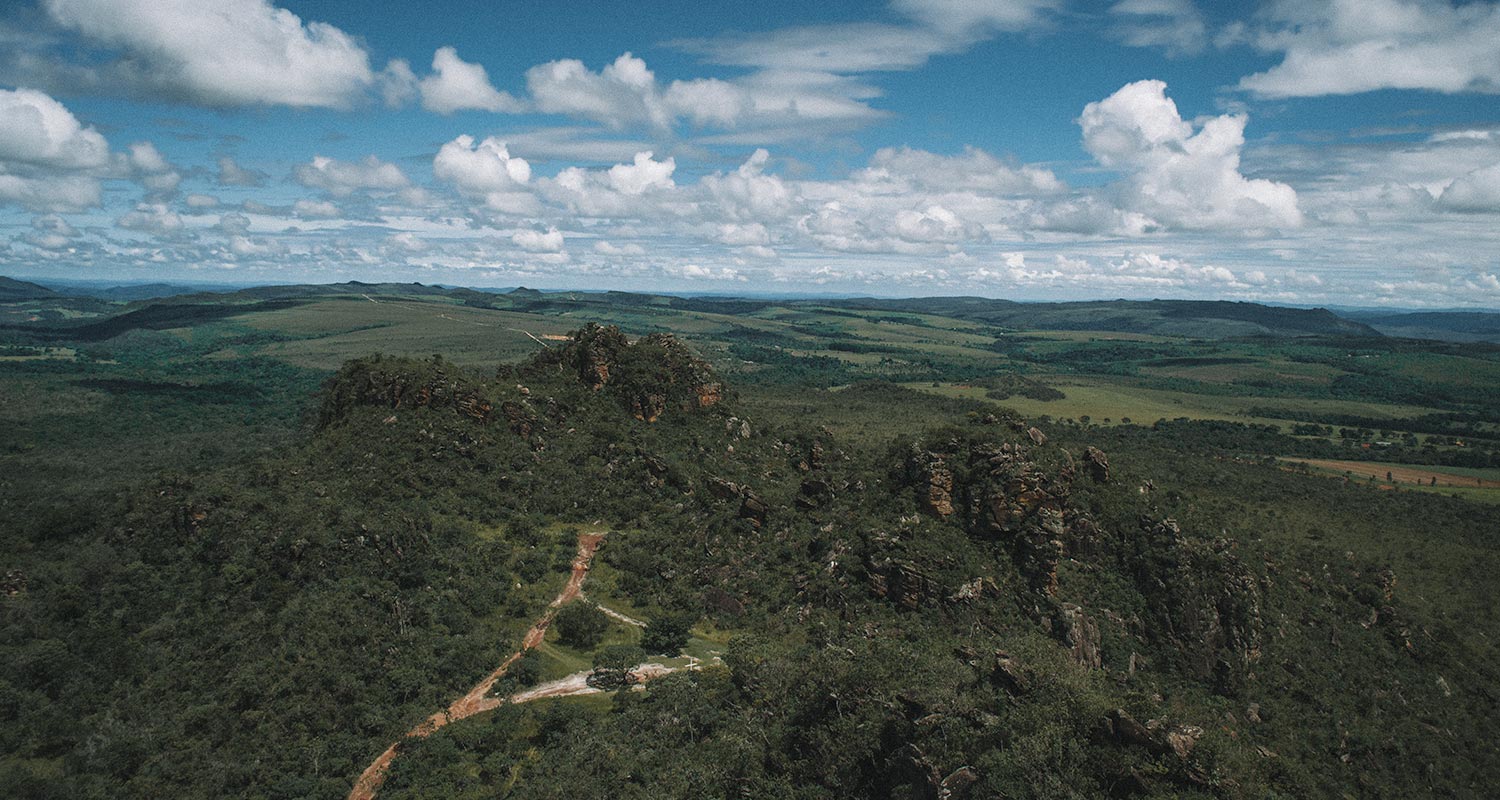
[{"left": 900, "top": 377, "right": 1445, "bottom": 430}]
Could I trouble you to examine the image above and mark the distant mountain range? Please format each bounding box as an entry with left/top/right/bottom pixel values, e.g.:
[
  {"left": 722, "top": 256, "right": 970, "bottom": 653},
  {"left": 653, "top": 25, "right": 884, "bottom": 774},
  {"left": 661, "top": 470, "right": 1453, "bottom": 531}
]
[{"left": 6, "top": 275, "right": 1500, "bottom": 342}]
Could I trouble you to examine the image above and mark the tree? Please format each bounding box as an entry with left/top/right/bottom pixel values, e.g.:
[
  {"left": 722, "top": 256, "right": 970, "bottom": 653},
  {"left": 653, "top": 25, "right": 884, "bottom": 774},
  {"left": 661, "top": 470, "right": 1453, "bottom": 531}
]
[
  {"left": 554, "top": 602, "right": 608, "bottom": 649},
  {"left": 641, "top": 613, "right": 694, "bottom": 656}
]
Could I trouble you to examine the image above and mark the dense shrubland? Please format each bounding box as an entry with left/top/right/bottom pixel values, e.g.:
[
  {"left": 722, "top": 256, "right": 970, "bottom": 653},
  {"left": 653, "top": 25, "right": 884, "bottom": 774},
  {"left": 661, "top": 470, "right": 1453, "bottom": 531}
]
[{"left": 1, "top": 325, "right": 1496, "bottom": 799}]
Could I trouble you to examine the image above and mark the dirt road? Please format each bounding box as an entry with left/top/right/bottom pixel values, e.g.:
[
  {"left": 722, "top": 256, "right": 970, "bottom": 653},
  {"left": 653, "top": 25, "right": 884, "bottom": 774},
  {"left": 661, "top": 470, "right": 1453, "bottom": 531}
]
[
  {"left": 347, "top": 530, "right": 605, "bottom": 800},
  {"left": 1285, "top": 458, "right": 1498, "bottom": 488}
]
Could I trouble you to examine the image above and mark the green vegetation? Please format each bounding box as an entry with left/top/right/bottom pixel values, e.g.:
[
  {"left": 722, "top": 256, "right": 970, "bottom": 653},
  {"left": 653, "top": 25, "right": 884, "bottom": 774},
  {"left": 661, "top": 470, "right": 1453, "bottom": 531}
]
[{"left": 2, "top": 281, "right": 1498, "bottom": 799}]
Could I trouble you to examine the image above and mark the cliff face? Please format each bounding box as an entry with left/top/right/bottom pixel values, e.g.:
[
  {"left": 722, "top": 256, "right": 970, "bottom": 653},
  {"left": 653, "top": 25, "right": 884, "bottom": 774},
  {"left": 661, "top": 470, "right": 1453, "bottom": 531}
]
[
  {"left": 897, "top": 430, "right": 1264, "bottom": 692},
  {"left": 317, "top": 355, "right": 493, "bottom": 429},
  {"left": 527, "top": 323, "right": 724, "bottom": 421}
]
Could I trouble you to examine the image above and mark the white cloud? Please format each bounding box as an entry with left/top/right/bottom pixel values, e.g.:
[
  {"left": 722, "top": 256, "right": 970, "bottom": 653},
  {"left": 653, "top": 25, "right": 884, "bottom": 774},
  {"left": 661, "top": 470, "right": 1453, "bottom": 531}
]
[
  {"left": 185, "top": 193, "right": 219, "bottom": 209},
  {"left": 1239, "top": 0, "right": 1500, "bottom": 98},
  {"left": 293, "top": 198, "right": 341, "bottom": 218},
  {"left": 23, "top": 213, "right": 80, "bottom": 250},
  {"left": 385, "top": 232, "right": 427, "bottom": 253},
  {"left": 0, "top": 87, "right": 110, "bottom": 169},
  {"left": 718, "top": 222, "right": 771, "bottom": 246},
  {"left": 419, "top": 46, "right": 524, "bottom": 114},
  {"left": 294, "top": 155, "right": 409, "bottom": 196},
  {"left": 432, "top": 135, "right": 537, "bottom": 213},
  {"left": 892, "top": 0, "right": 1062, "bottom": 34},
  {"left": 127, "top": 141, "right": 181, "bottom": 195},
  {"left": 116, "top": 202, "right": 184, "bottom": 236},
  {"left": 702, "top": 149, "right": 795, "bottom": 222},
  {"left": 1437, "top": 162, "right": 1500, "bottom": 211},
  {"left": 526, "top": 53, "right": 670, "bottom": 129},
  {"left": 524, "top": 52, "right": 885, "bottom": 134},
  {"left": 217, "top": 156, "right": 266, "bottom": 187},
  {"left": 594, "top": 240, "right": 646, "bottom": 256},
  {"left": 858, "top": 145, "right": 1062, "bottom": 194},
  {"left": 512, "top": 227, "right": 565, "bottom": 252},
  {"left": 215, "top": 212, "right": 251, "bottom": 235},
  {"left": 228, "top": 235, "right": 283, "bottom": 258},
  {"left": 378, "top": 58, "right": 418, "bottom": 108},
  {"left": 1075, "top": 79, "right": 1302, "bottom": 231},
  {"left": 607, "top": 152, "right": 676, "bottom": 195},
  {"left": 0, "top": 87, "right": 110, "bottom": 211},
  {"left": 1109, "top": 0, "right": 1206, "bottom": 56},
  {"left": 43, "top": 0, "right": 375, "bottom": 108}
]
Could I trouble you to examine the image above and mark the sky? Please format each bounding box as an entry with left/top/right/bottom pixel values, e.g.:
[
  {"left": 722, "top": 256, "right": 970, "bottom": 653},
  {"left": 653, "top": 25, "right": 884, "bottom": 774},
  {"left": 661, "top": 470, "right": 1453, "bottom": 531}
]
[{"left": 0, "top": 0, "right": 1498, "bottom": 306}]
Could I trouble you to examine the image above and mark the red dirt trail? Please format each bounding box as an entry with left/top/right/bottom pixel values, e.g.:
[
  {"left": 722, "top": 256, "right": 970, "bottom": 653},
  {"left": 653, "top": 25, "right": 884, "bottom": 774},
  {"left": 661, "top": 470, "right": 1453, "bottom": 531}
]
[{"left": 347, "top": 530, "right": 605, "bottom": 800}]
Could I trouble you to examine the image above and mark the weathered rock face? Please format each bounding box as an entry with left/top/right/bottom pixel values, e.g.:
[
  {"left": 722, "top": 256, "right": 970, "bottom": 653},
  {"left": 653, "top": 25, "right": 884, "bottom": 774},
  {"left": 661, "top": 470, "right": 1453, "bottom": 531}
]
[
  {"left": 1060, "top": 603, "right": 1103, "bottom": 670},
  {"left": 867, "top": 558, "right": 943, "bottom": 610},
  {"left": 500, "top": 400, "right": 536, "bottom": 439},
  {"left": 630, "top": 392, "right": 666, "bottom": 423},
  {"left": 1082, "top": 446, "right": 1110, "bottom": 482},
  {"left": 905, "top": 450, "right": 955, "bottom": 517},
  {"left": 318, "top": 355, "right": 493, "bottom": 428},
  {"left": 529, "top": 324, "right": 724, "bottom": 422},
  {"left": 1125, "top": 517, "right": 1264, "bottom": 692},
  {"left": 737, "top": 490, "right": 769, "bottom": 530}
]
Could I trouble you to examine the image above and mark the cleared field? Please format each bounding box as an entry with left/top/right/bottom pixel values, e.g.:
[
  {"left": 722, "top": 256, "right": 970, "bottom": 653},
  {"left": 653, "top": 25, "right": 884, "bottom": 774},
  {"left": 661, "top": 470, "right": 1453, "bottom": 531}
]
[
  {"left": 1140, "top": 359, "right": 1345, "bottom": 386},
  {"left": 234, "top": 297, "right": 571, "bottom": 369},
  {"left": 1283, "top": 458, "right": 1500, "bottom": 488},
  {"left": 903, "top": 377, "right": 1445, "bottom": 430},
  {"left": 1282, "top": 457, "right": 1500, "bottom": 504}
]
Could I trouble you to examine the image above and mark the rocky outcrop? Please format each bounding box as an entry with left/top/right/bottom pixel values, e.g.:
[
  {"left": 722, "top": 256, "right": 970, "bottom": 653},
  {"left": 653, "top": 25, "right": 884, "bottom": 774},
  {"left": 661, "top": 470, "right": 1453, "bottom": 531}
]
[
  {"left": 867, "top": 558, "right": 943, "bottom": 610},
  {"left": 528, "top": 324, "right": 724, "bottom": 422},
  {"left": 905, "top": 450, "right": 955, "bottom": 517},
  {"left": 1082, "top": 446, "right": 1110, "bottom": 482},
  {"left": 317, "top": 355, "right": 493, "bottom": 428},
  {"left": 1125, "top": 517, "right": 1264, "bottom": 692},
  {"left": 737, "top": 490, "right": 769, "bottom": 530},
  {"left": 1060, "top": 603, "right": 1103, "bottom": 670}
]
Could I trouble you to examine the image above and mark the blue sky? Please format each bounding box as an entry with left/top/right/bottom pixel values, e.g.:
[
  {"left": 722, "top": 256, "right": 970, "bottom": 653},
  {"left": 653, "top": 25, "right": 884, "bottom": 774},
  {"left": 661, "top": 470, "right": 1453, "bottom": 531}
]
[{"left": 1, "top": 0, "right": 1498, "bottom": 306}]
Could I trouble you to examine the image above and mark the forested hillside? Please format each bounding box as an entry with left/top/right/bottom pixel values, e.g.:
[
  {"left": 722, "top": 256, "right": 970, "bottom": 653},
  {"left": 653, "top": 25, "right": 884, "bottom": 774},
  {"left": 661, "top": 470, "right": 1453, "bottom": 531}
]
[{"left": 3, "top": 322, "right": 1495, "bottom": 799}]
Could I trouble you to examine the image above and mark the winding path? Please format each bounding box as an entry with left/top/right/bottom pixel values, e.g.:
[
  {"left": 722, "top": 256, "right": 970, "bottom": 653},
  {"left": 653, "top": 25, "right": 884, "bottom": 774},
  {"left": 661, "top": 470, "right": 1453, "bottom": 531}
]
[{"left": 347, "top": 530, "right": 606, "bottom": 800}]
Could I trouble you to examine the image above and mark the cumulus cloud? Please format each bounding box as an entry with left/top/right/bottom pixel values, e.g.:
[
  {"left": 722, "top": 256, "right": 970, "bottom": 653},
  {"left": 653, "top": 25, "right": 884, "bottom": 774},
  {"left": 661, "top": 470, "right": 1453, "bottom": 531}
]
[
  {"left": 116, "top": 202, "right": 184, "bottom": 236},
  {"left": 378, "top": 59, "right": 418, "bottom": 108},
  {"left": 43, "top": 0, "right": 375, "bottom": 108},
  {"left": 185, "top": 193, "right": 219, "bottom": 209},
  {"left": 1238, "top": 0, "right": 1500, "bottom": 97},
  {"left": 512, "top": 227, "right": 565, "bottom": 252},
  {"left": 857, "top": 145, "right": 1062, "bottom": 194},
  {"left": 0, "top": 87, "right": 110, "bottom": 211},
  {"left": 702, "top": 149, "right": 796, "bottom": 222},
  {"left": 1074, "top": 79, "right": 1302, "bottom": 231},
  {"left": 525, "top": 52, "right": 885, "bottom": 134},
  {"left": 419, "top": 46, "right": 524, "bottom": 114},
  {"left": 127, "top": 141, "right": 181, "bottom": 195},
  {"left": 23, "top": 213, "right": 80, "bottom": 250},
  {"left": 594, "top": 240, "right": 646, "bottom": 256},
  {"left": 1437, "top": 162, "right": 1500, "bottom": 212},
  {"left": 540, "top": 152, "right": 680, "bottom": 217},
  {"left": 294, "top": 155, "right": 409, "bottom": 196},
  {"left": 432, "top": 135, "right": 537, "bottom": 213},
  {"left": 607, "top": 152, "right": 676, "bottom": 194},
  {"left": 0, "top": 87, "right": 110, "bottom": 169},
  {"left": 293, "top": 198, "right": 341, "bottom": 218},
  {"left": 217, "top": 156, "right": 266, "bottom": 187},
  {"left": 527, "top": 53, "right": 670, "bottom": 129}
]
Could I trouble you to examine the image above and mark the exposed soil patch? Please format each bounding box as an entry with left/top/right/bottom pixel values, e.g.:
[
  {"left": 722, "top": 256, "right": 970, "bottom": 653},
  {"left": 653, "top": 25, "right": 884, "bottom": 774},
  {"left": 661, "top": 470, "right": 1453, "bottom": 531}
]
[
  {"left": 1284, "top": 458, "right": 1499, "bottom": 488},
  {"left": 347, "top": 530, "right": 606, "bottom": 800}
]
